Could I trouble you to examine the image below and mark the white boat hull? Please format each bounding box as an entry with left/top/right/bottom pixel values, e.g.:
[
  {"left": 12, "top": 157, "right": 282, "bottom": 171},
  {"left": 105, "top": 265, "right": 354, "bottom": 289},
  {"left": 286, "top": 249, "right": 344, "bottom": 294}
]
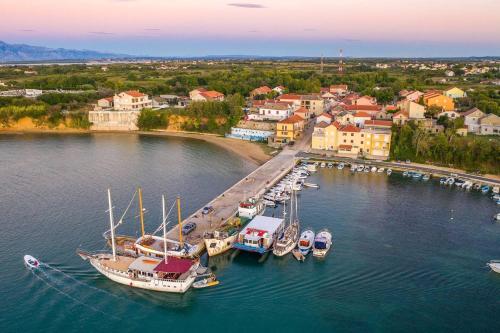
[
  {"left": 90, "top": 258, "right": 196, "bottom": 293},
  {"left": 488, "top": 262, "right": 500, "bottom": 273}
]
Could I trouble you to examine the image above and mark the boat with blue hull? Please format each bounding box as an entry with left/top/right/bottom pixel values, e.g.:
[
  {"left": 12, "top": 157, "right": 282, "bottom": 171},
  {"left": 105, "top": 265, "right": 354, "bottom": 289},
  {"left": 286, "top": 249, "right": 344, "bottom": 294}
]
[{"left": 232, "top": 215, "right": 285, "bottom": 254}]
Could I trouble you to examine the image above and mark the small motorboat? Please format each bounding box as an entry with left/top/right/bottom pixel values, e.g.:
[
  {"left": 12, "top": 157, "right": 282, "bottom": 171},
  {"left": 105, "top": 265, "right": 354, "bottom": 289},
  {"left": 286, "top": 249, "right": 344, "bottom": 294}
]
[
  {"left": 487, "top": 260, "right": 500, "bottom": 273},
  {"left": 337, "top": 163, "right": 345, "bottom": 170},
  {"left": 439, "top": 178, "right": 446, "bottom": 185},
  {"left": 193, "top": 274, "right": 220, "bottom": 289},
  {"left": 492, "top": 186, "right": 499, "bottom": 194},
  {"left": 377, "top": 167, "right": 385, "bottom": 173},
  {"left": 472, "top": 183, "right": 481, "bottom": 190},
  {"left": 481, "top": 185, "right": 490, "bottom": 194},
  {"left": 370, "top": 166, "right": 377, "bottom": 172},
  {"left": 313, "top": 229, "right": 332, "bottom": 258},
  {"left": 494, "top": 213, "right": 500, "bottom": 221},
  {"left": 422, "top": 174, "right": 430, "bottom": 181},
  {"left": 357, "top": 165, "right": 364, "bottom": 172},
  {"left": 298, "top": 229, "right": 315, "bottom": 255},
  {"left": 386, "top": 169, "right": 392, "bottom": 175},
  {"left": 412, "top": 172, "right": 422, "bottom": 179},
  {"left": 403, "top": 171, "right": 409, "bottom": 177},
  {"left": 303, "top": 182, "right": 320, "bottom": 189},
  {"left": 24, "top": 255, "right": 40, "bottom": 269},
  {"left": 327, "top": 163, "right": 333, "bottom": 168},
  {"left": 363, "top": 166, "right": 370, "bottom": 173},
  {"left": 292, "top": 248, "right": 305, "bottom": 262},
  {"left": 320, "top": 162, "right": 326, "bottom": 168},
  {"left": 262, "top": 199, "right": 276, "bottom": 207}
]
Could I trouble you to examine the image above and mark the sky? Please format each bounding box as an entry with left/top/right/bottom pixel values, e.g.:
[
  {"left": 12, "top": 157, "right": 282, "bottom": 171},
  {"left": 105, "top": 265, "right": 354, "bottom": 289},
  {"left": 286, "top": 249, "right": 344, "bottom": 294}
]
[{"left": 1, "top": 0, "right": 500, "bottom": 57}]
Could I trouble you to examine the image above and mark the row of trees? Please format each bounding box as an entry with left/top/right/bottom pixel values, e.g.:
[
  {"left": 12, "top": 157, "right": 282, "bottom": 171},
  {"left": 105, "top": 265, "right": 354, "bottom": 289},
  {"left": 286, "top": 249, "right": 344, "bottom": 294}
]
[
  {"left": 391, "top": 121, "right": 499, "bottom": 174},
  {"left": 137, "top": 94, "right": 244, "bottom": 134}
]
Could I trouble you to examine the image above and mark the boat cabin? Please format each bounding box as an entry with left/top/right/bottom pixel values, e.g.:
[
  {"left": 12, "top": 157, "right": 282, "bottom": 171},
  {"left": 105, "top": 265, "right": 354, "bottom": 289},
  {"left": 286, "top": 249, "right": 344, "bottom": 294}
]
[
  {"left": 233, "top": 216, "right": 284, "bottom": 254},
  {"left": 127, "top": 256, "right": 195, "bottom": 281}
]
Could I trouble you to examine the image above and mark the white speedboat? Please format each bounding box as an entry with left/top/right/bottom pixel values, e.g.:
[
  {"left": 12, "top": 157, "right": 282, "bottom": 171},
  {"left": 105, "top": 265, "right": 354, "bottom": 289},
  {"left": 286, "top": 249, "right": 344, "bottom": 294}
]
[
  {"left": 377, "top": 167, "right": 385, "bottom": 173},
  {"left": 262, "top": 199, "right": 276, "bottom": 207},
  {"left": 298, "top": 229, "right": 315, "bottom": 255},
  {"left": 24, "top": 255, "right": 40, "bottom": 269},
  {"left": 495, "top": 213, "right": 500, "bottom": 221},
  {"left": 320, "top": 162, "right": 326, "bottom": 168},
  {"left": 337, "top": 163, "right": 345, "bottom": 170},
  {"left": 303, "top": 182, "right": 320, "bottom": 189},
  {"left": 386, "top": 169, "right": 392, "bottom": 175},
  {"left": 492, "top": 186, "right": 499, "bottom": 194},
  {"left": 357, "top": 165, "right": 364, "bottom": 172},
  {"left": 312, "top": 229, "right": 332, "bottom": 257},
  {"left": 487, "top": 260, "right": 500, "bottom": 273},
  {"left": 363, "top": 166, "right": 370, "bottom": 173},
  {"left": 371, "top": 166, "right": 377, "bottom": 172}
]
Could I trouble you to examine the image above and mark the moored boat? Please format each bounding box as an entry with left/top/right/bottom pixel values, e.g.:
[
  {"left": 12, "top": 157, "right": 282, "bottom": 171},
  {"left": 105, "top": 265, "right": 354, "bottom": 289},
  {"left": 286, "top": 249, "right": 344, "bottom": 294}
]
[
  {"left": 238, "top": 197, "right": 265, "bottom": 219},
  {"left": 377, "top": 167, "right": 385, "bottom": 173},
  {"left": 338, "top": 162, "right": 345, "bottom": 170},
  {"left": 304, "top": 182, "right": 320, "bottom": 189},
  {"left": 273, "top": 191, "right": 300, "bottom": 257},
  {"left": 386, "top": 169, "right": 392, "bottom": 175},
  {"left": 204, "top": 217, "right": 243, "bottom": 256},
  {"left": 312, "top": 229, "right": 332, "bottom": 257},
  {"left": 193, "top": 273, "right": 219, "bottom": 288},
  {"left": 233, "top": 215, "right": 285, "bottom": 254},
  {"left": 298, "top": 229, "right": 315, "bottom": 255}
]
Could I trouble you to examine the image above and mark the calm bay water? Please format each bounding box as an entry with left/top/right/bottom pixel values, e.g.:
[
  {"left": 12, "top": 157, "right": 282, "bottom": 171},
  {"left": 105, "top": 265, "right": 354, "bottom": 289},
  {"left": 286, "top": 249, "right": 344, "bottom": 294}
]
[{"left": 1, "top": 134, "right": 499, "bottom": 332}]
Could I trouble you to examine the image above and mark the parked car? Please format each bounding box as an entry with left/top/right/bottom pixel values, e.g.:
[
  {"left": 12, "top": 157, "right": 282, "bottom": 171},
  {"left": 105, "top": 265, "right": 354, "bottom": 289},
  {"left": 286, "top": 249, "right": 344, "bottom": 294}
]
[
  {"left": 202, "top": 206, "right": 214, "bottom": 215},
  {"left": 182, "top": 222, "right": 196, "bottom": 235}
]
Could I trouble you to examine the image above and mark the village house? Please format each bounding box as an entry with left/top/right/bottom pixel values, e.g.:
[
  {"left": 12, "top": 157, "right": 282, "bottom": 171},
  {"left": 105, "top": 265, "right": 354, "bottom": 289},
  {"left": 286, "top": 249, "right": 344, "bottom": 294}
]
[
  {"left": 397, "top": 100, "right": 426, "bottom": 119},
  {"left": 461, "top": 107, "right": 485, "bottom": 133},
  {"left": 294, "top": 107, "right": 310, "bottom": 120},
  {"left": 300, "top": 94, "right": 324, "bottom": 116},
  {"left": 277, "top": 93, "right": 301, "bottom": 108},
  {"left": 444, "top": 87, "right": 467, "bottom": 99},
  {"left": 392, "top": 111, "right": 409, "bottom": 125},
  {"left": 311, "top": 121, "right": 391, "bottom": 159},
  {"left": 250, "top": 86, "right": 272, "bottom": 99},
  {"left": 335, "top": 111, "right": 354, "bottom": 125},
  {"left": 437, "top": 110, "right": 461, "bottom": 119},
  {"left": 272, "top": 86, "right": 286, "bottom": 94},
  {"left": 189, "top": 88, "right": 225, "bottom": 101},
  {"left": 329, "top": 84, "right": 349, "bottom": 95},
  {"left": 478, "top": 114, "right": 500, "bottom": 135},
  {"left": 275, "top": 115, "right": 304, "bottom": 143},
  {"left": 423, "top": 91, "right": 455, "bottom": 111},
  {"left": 352, "top": 95, "right": 377, "bottom": 106},
  {"left": 248, "top": 102, "right": 293, "bottom": 121},
  {"left": 89, "top": 90, "right": 152, "bottom": 131},
  {"left": 399, "top": 90, "right": 424, "bottom": 102},
  {"left": 353, "top": 112, "right": 372, "bottom": 126},
  {"left": 316, "top": 112, "right": 333, "bottom": 124}
]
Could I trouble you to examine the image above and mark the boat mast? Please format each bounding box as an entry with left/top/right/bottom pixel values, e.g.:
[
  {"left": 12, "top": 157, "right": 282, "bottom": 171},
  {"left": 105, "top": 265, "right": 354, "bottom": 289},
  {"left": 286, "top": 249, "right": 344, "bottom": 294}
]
[
  {"left": 162, "top": 194, "right": 168, "bottom": 263},
  {"left": 107, "top": 189, "right": 116, "bottom": 261},
  {"left": 177, "top": 196, "right": 183, "bottom": 248},
  {"left": 138, "top": 187, "right": 145, "bottom": 237}
]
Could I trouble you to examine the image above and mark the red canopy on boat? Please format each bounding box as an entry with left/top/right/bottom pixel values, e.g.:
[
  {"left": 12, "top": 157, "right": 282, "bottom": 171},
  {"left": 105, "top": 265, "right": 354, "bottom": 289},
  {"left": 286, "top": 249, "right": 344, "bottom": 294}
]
[{"left": 153, "top": 257, "right": 193, "bottom": 274}]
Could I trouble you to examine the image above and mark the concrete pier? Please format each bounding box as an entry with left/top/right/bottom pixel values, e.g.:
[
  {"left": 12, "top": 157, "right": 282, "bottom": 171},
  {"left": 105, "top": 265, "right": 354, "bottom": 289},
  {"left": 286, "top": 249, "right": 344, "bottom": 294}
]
[{"left": 166, "top": 149, "right": 299, "bottom": 256}]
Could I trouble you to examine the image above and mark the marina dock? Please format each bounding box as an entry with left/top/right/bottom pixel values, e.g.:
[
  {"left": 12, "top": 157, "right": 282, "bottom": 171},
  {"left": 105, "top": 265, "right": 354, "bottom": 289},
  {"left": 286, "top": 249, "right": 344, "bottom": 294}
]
[{"left": 166, "top": 148, "right": 299, "bottom": 256}]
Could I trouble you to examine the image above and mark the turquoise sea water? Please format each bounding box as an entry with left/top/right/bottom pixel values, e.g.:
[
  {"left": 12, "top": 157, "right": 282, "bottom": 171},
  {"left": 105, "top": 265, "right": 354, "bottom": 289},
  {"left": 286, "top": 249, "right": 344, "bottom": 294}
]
[{"left": 1, "top": 134, "right": 499, "bottom": 332}]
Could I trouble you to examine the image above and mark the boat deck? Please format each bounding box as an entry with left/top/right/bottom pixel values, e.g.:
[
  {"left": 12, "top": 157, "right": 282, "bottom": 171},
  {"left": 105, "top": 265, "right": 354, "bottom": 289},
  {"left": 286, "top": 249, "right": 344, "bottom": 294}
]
[
  {"left": 166, "top": 149, "right": 298, "bottom": 256},
  {"left": 100, "top": 255, "right": 135, "bottom": 271}
]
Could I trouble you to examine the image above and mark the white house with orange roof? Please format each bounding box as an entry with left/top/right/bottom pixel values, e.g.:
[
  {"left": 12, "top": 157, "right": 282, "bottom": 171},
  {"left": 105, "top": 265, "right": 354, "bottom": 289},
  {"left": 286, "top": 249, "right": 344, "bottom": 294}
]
[
  {"left": 316, "top": 112, "right": 333, "bottom": 124},
  {"left": 329, "top": 84, "right": 349, "bottom": 95},
  {"left": 353, "top": 111, "right": 372, "bottom": 126},
  {"left": 294, "top": 107, "right": 310, "bottom": 120},
  {"left": 189, "top": 88, "right": 225, "bottom": 101}
]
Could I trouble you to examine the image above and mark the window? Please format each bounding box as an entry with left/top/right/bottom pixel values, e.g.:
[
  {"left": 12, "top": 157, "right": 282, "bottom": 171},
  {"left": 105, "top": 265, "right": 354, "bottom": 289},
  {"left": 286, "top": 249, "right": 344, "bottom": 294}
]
[
  {"left": 350, "top": 140, "right": 354, "bottom": 143},
  {"left": 361, "top": 141, "right": 363, "bottom": 144},
  {"left": 351, "top": 133, "right": 354, "bottom": 136},
  {"left": 343, "top": 139, "right": 346, "bottom": 143}
]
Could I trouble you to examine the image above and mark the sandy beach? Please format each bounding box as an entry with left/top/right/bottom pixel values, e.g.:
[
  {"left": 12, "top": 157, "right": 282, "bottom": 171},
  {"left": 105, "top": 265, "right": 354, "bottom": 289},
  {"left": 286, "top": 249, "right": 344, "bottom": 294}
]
[{"left": 139, "top": 130, "right": 272, "bottom": 166}]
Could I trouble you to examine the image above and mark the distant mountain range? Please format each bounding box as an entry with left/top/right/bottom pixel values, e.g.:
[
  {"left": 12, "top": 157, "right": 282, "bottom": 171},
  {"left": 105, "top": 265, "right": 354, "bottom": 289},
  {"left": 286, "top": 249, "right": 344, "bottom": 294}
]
[
  {"left": 0, "top": 40, "right": 498, "bottom": 63},
  {"left": 0, "top": 40, "right": 130, "bottom": 62}
]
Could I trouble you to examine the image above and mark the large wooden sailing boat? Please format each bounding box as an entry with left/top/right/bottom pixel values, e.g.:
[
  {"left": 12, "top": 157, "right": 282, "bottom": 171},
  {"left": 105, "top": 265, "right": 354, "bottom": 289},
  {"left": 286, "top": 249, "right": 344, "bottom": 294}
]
[
  {"left": 78, "top": 190, "right": 200, "bottom": 293},
  {"left": 273, "top": 190, "right": 300, "bottom": 257}
]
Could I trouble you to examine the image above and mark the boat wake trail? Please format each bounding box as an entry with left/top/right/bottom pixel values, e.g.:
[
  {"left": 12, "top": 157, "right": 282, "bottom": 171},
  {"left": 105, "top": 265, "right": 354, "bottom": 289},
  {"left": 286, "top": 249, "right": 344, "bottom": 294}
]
[
  {"left": 40, "top": 262, "right": 133, "bottom": 303},
  {"left": 31, "top": 269, "right": 120, "bottom": 320}
]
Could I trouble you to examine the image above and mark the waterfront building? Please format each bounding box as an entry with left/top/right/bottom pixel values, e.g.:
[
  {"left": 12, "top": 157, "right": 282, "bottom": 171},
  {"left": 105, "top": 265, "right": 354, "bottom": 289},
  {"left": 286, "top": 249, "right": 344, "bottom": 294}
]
[
  {"left": 227, "top": 127, "right": 274, "bottom": 142},
  {"left": 311, "top": 120, "right": 391, "bottom": 159},
  {"left": 90, "top": 90, "right": 151, "bottom": 131},
  {"left": 423, "top": 92, "right": 455, "bottom": 111},
  {"left": 444, "top": 87, "right": 467, "bottom": 99},
  {"left": 275, "top": 114, "right": 304, "bottom": 143},
  {"left": 252, "top": 102, "right": 293, "bottom": 121}
]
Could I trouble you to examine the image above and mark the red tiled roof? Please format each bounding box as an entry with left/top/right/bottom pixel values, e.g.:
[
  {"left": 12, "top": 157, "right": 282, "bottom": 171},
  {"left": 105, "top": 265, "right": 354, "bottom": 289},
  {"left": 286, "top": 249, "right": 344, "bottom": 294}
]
[
  {"left": 278, "top": 93, "right": 301, "bottom": 101},
  {"left": 318, "top": 112, "right": 333, "bottom": 118},
  {"left": 279, "top": 114, "right": 303, "bottom": 124},
  {"left": 330, "top": 84, "right": 348, "bottom": 90},
  {"left": 332, "top": 121, "right": 342, "bottom": 129},
  {"left": 124, "top": 90, "right": 146, "bottom": 97},
  {"left": 315, "top": 121, "right": 331, "bottom": 128},
  {"left": 344, "top": 105, "right": 382, "bottom": 111},
  {"left": 385, "top": 105, "right": 397, "bottom": 111},
  {"left": 252, "top": 86, "right": 272, "bottom": 95},
  {"left": 294, "top": 107, "right": 309, "bottom": 113},
  {"left": 340, "top": 124, "right": 361, "bottom": 133},
  {"left": 364, "top": 120, "right": 393, "bottom": 127},
  {"left": 353, "top": 111, "right": 372, "bottom": 118},
  {"left": 201, "top": 90, "right": 224, "bottom": 99},
  {"left": 103, "top": 97, "right": 113, "bottom": 102}
]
